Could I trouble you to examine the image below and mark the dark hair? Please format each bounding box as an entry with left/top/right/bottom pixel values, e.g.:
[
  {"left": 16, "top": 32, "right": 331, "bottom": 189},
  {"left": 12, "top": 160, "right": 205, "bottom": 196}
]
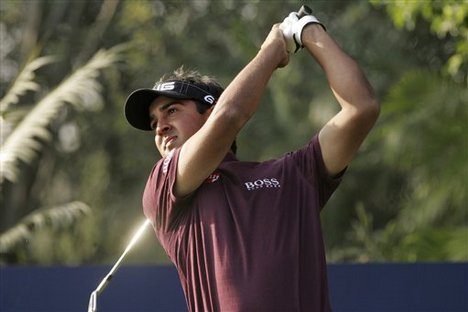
[{"left": 158, "top": 66, "right": 223, "bottom": 88}]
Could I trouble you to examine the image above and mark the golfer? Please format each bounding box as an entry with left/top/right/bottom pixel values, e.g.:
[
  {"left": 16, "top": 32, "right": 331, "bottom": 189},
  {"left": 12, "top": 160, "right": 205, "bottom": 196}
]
[{"left": 124, "top": 9, "right": 379, "bottom": 312}]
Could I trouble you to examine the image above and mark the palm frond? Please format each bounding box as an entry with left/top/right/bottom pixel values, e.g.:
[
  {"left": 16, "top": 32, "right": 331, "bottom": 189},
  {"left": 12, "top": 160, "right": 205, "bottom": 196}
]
[
  {"left": 0, "top": 56, "right": 56, "bottom": 114},
  {"left": 0, "top": 45, "right": 125, "bottom": 184},
  {"left": 0, "top": 201, "right": 91, "bottom": 253}
]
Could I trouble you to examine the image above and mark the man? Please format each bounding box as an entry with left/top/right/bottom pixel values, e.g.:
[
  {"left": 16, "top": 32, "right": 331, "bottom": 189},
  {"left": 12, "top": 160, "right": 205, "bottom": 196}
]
[{"left": 124, "top": 8, "right": 379, "bottom": 312}]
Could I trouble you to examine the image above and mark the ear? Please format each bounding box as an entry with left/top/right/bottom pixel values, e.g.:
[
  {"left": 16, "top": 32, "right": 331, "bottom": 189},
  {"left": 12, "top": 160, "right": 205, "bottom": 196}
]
[
  {"left": 198, "top": 104, "right": 214, "bottom": 124},
  {"left": 204, "top": 105, "right": 215, "bottom": 117}
]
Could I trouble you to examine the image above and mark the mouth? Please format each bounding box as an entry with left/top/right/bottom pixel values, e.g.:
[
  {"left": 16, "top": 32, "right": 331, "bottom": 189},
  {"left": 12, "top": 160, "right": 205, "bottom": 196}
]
[{"left": 163, "top": 136, "right": 177, "bottom": 149}]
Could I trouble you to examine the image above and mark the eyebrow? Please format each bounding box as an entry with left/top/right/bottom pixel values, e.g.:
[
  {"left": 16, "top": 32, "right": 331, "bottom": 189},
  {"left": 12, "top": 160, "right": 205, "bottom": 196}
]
[
  {"left": 149, "top": 100, "right": 180, "bottom": 120},
  {"left": 160, "top": 101, "right": 179, "bottom": 112}
]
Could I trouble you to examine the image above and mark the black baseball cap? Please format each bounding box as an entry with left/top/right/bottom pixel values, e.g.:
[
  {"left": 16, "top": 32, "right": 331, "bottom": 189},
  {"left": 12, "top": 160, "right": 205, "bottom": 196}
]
[{"left": 124, "top": 80, "right": 224, "bottom": 131}]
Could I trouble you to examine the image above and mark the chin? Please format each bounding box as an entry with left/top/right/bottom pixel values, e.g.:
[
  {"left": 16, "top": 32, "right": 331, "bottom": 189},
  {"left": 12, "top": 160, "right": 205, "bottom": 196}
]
[
  {"left": 162, "top": 148, "right": 173, "bottom": 157},
  {"left": 156, "top": 148, "right": 165, "bottom": 156}
]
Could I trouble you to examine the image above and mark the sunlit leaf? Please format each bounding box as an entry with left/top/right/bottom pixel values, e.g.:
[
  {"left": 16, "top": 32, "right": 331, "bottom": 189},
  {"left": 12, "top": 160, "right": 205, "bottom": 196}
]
[
  {"left": 0, "top": 45, "right": 126, "bottom": 184},
  {"left": 0, "top": 201, "right": 91, "bottom": 253},
  {"left": 0, "top": 56, "right": 56, "bottom": 113}
]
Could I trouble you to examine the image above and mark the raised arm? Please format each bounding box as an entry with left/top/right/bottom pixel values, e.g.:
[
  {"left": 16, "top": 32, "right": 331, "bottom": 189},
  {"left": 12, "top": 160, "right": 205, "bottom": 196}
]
[
  {"left": 302, "top": 24, "right": 380, "bottom": 176},
  {"left": 175, "top": 25, "right": 289, "bottom": 196}
]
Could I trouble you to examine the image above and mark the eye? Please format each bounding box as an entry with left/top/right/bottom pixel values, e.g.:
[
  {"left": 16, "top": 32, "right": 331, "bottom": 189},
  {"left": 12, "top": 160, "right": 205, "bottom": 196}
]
[
  {"left": 167, "top": 107, "right": 177, "bottom": 115},
  {"left": 150, "top": 119, "right": 157, "bottom": 130}
]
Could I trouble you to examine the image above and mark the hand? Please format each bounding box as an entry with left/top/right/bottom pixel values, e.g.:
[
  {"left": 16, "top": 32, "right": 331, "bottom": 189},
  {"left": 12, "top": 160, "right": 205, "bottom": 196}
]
[
  {"left": 261, "top": 24, "right": 289, "bottom": 68},
  {"left": 279, "top": 12, "right": 300, "bottom": 53},
  {"left": 279, "top": 11, "right": 326, "bottom": 54}
]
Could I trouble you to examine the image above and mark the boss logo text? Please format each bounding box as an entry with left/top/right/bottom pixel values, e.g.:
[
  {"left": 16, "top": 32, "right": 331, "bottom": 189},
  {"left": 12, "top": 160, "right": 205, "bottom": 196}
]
[{"left": 244, "top": 178, "right": 280, "bottom": 191}]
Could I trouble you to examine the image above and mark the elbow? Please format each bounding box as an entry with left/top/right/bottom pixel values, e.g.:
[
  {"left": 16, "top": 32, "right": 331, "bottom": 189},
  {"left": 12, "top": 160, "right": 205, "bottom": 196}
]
[
  {"left": 365, "top": 97, "right": 380, "bottom": 122},
  {"left": 359, "top": 89, "right": 380, "bottom": 122},
  {"left": 352, "top": 96, "right": 380, "bottom": 128},
  {"left": 211, "top": 105, "right": 250, "bottom": 132}
]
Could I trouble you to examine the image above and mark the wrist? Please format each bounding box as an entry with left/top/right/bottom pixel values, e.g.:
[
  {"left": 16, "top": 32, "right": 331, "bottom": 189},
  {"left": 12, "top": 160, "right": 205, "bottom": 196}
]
[
  {"left": 294, "top": 15, "right": 325, "bottom": 46},
  {"left": 301, "top": 23, "right": 328, "bottom": 47},
  {"left": 259, "top": 40, "right": 288, "bottom": 67}
]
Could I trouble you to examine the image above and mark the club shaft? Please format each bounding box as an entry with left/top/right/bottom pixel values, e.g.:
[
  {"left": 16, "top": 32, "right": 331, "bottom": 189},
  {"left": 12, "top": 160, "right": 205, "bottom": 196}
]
[
  {"left": 87, "top": 219, "right": 152, "bottom": 312},
  {"left": 298, "top": 5, "right": 312, "bottom": 17}
]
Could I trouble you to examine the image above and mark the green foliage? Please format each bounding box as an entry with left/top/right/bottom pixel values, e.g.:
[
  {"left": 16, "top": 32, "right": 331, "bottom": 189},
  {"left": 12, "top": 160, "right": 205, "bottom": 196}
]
[
  {"left": 376, "top": 69, "right": 466, "bottom": 260},
  {"left": 328, "top": 1, "right": 468, "bottom": 262},
  {"left": 1, "top": 0, "right": 466, "bottom": 265},
  {"left": 0, "top": 45, "right": 125, "bottom": 263},
  {"left": 371, "top": 0, "right": 468, "bottom": 80},
  {"left": 0, "top": 201, "right": 91, "bottom": 264},
  {"left": 1, "top": 46, "right": 125, "bottom": 184},
  {"left": 0, "top": 56, "right": 55, "bottom": 113}
]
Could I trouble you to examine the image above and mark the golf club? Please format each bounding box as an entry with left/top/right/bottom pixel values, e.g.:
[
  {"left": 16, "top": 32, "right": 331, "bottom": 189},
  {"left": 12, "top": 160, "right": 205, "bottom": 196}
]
[
  {"left": 298, "top": 4, "right": 312, "bottom": 17},
  {"left": 87, "top": 218, "right": 152, "bottom": 312}
]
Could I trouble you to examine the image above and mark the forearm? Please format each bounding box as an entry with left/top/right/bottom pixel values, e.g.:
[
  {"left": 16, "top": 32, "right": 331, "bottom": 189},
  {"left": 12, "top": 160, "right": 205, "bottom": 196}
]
[
  {"left": 301, "top": 24, "right": 379, "bottom": 175},
  {"left": 211, "top": 38, "right": 286, "bottom": 130},
  {"left": 302, "top": 25, "right": 378, "bottom": 113},
  {"left": 175, "top": 27, "right": 287, "bottom": 196}
]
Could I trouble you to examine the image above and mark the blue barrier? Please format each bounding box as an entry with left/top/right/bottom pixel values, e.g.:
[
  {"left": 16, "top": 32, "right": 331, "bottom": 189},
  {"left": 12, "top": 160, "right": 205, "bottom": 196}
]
[{"left": 1, "top": 263, "right": 467, "bottom": 312}]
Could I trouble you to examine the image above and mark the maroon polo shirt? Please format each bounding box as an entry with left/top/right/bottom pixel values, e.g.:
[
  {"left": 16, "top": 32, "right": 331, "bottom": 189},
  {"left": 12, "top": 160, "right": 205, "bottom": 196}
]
[{"left": 143, "top": 135, "right": 343, "bottom": 312}]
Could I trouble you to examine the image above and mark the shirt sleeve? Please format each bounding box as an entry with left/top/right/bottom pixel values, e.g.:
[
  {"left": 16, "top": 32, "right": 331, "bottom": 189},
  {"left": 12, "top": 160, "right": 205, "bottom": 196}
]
[
  {"left": 287, "top": 134, "right": 346, "bottom": 209},
  {"left": 142, "top": 148, "right": 190, "bottom": 232}
]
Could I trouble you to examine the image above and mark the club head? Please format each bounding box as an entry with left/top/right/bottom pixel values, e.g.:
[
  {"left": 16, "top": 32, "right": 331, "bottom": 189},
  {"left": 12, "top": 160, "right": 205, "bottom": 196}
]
[
  {"left": 88, "top": 291, "right": 97, "bottom": 312},
  {"left": 298, "top": 5, "right": 312, "bottom": 17}
]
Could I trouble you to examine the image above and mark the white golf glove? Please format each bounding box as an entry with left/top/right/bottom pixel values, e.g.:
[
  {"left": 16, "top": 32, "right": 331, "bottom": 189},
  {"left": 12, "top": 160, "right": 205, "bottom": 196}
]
[{"left": 279, "top": 11, "right": 325, "bottom": 53}]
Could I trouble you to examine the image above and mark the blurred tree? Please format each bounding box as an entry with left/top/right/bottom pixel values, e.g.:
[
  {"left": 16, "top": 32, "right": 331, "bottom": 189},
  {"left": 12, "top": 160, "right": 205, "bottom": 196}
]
[
  {"left": 0, "top": 0, "right": 128, "bottom": 264},
  {"left": 0, "top": 42, "right": 125, "bottom": 263},
  {"left": 327, "top": 0, "right": 468, "bottom": 262},
  {"left": 1, "top": 0, "right": 465, "bottom": 265},
  {"left": 371, "top": 0, "right": 467, "bottom": 82}
]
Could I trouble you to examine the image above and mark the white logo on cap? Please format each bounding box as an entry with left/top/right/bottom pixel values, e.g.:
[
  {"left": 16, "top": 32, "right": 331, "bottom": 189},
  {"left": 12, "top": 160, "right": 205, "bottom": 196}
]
[
  {"left": 155, "top": 82, "right": 175, "bottom": 91},
  {"left": 204, "top": 95, "right": 215, "bottom": 104}
]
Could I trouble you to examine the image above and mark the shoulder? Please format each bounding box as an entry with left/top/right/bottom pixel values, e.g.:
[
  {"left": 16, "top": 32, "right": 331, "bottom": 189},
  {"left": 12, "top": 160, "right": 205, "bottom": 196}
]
[{"left": 147, "top": 149, "right": 179, "bottom": 181}]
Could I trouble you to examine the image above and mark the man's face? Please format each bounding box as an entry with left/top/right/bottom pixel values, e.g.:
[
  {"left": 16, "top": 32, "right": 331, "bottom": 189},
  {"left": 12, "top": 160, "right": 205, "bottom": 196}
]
[{"left": 149, "top": 96, "right": 211, "bottom": 157}]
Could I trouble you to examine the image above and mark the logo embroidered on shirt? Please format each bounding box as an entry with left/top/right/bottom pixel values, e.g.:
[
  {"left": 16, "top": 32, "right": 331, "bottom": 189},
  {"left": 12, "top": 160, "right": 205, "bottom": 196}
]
[
  {"left": 162, "top": 150, "right": 174, "bottom": 174},
  {"left": 244, "top": 178, "right": 281, "bottom": 191},
  {"left": 205, "top": 172, "right": 220, "bottom": 184}
]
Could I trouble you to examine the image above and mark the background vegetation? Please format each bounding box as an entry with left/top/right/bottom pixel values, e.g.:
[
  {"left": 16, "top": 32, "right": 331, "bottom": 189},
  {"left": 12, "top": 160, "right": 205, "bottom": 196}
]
[{"left": 1, "top": 0, "right": 466, "bottom": 265}]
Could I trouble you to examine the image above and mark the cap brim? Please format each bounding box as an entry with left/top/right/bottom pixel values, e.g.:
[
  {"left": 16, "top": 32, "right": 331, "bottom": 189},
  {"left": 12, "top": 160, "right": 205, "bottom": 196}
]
[
  {"left": 125, "top": 80, "right": 224, "bottom": 131},
  {"left": 124, "top": 89, "right": 156, "bottom": 130},
  {"left": 124, "top": 88, "right": 192, "bottom": 131}
]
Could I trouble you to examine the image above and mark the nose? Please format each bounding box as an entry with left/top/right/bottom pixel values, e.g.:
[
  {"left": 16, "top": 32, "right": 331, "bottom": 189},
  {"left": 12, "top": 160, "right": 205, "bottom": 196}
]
[{"left": 156, "top": 119, "right": 171, "bottom": 136}]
